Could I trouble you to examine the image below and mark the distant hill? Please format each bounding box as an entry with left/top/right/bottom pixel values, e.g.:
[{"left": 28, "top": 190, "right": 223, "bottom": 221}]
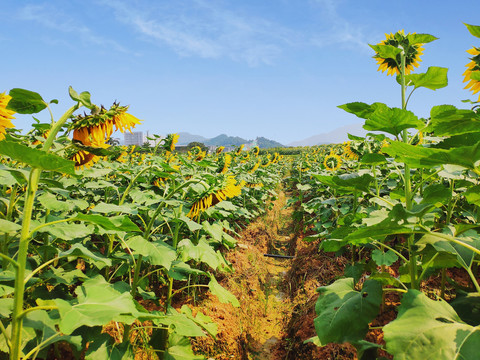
[
  {"left": 256, "top": 137, "right": 284, "bottom": 148},
  {"left": 288, "top": 123, "right": 367, "bottom": 146},
  {"left": 177, "top": 132, "right": 208, "bottom": 145},
  {"left": 205, "top": 134, "right": 246, "bottom": 147},
  {"left": 175, "top": 132, "right": 284, "bottom": 149}
]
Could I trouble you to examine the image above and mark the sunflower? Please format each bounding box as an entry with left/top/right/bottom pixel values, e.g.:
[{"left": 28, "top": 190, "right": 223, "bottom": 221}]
[
  {"left": 323, "top": 152, "right": 342, "bottom": 171},
  {"left": 251, "top": 146, "right": 260, "bottom": 156},
  {"left": 0, "top": 92, "right": 15, "bottom": 141},
  {"left": 70, "top": 150, "right": 101, "bottom": 169},
  {"left": 216, "top": 146, "right": 225, "bottom": 155},
  {"left": 373, "top": 30, "right": 424, "bottom": 76},
  {"left": 169, "top": 133, "right": 180, "bottom": 152},
  {"left": 71, "top": 103, "right": 141, "bottom": 145},
  {"left": 218, "top": 153, "right": 232, "bottom": 174},
  {"left": 248, "top": 160, "right": 261, "bottom": 174},
  {"left": 463, "top": 47, "right": 480, "bottom": 101},
  {"left": 234, "top": 144, "right": 244, "bottom": 155},
  {"left": 187, "top": 175, "right": 244, "bottom": 219},
  {"left": 342, "top": 142, "right": 359, "bottom": 160}
]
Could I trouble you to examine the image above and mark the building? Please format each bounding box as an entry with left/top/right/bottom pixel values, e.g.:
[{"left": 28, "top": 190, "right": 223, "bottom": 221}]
[{"left": 124, "top": 131, "right": 145, "bottom": 146}]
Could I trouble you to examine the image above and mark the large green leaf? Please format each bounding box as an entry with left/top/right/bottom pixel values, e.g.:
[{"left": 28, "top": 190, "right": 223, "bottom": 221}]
[
  {"left": 338, "top": 102, "right": 377, "bottom": 119},
  {"left": 314, "top": 278, "right": 382, "bottom": 344},
  {"left": 369, "top": 44, "right": 402, "bottom": 59},
  {"left": 404, "top": 66, "right": 448, "bottom": 90},
  {"left": 428, "top": 105, "right": 480, "bottom": 136},
  {"left": 363, "top": 104, "right": 424, "bottom": 136},
  {"left": 7, "top": 88, "right": 47, "bottom": 114},
  {"left": 383, "top": 141, "right": 480, "bottom": 170},
  {"left": 312, "top": 173, "right": 373, "bottom": 193},
  {"left": 464, "top": 185, "right": 480, "bottom": 206},
  {"left": 37, "top": 192, "right": 75, "bottom": 212},
  {"left": 68, "top": 86, "right": 95, "bottom": 109},
  {"left": 208, "top": 276, "right": 239, "bottom": 307},
  {"left": 54, "top": 275, "right": 139, "bottom": 334},
  {"left": 36, "top": 222, "right": 95, "bottom": 241},
  {"left": 75, "top": 214, "right": 141, "bottom": 232},
  {"left": 59, "top": 243, "right": 112, "bottom": 267},
  {"left": 0, "top": 219, "right": 21, "bottom": 235},
  {"left": 384, "top": 290, "right": 480, "bottom": 359},
  {"left": 91, "top": 202, "right": 138, "bottom": 215},
  {"left": 126, "top": 235, "right": 176, "bottom": 269},
  {"left": 177, "top": 238, "right": 227, "bottom": 271},
  {"left": 0, "top": 140, "right": 75, "bottom": 174}
]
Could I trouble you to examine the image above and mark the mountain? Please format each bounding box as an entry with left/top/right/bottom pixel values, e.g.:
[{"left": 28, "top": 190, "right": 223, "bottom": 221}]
[
  {"left": 288, "top": 123, "right": 367, "bottom": 146},
  {"left": 205, "top": 134, "right": 247, "bottom": 147},
  {"left": 256, "top": 137, "right": 284, "bottom": 148},
  {"left": 177, "top": 132, "right": 208, "bottom": 145},
  {"left": 176, "top": 132, "right": 284, "bottom": 148}
]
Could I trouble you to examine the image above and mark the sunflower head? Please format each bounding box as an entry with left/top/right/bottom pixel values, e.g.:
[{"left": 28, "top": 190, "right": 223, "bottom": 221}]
[
  {"left": 463, "top": 47, "right": 480, "bottom": 101},
  {"left": 251, "top": 146, "right": 260, "bottom": 156},
  {"left": 217, "top": 153, "right": 232, "bottom": 174},
  {"left": 216, "top": 146, "right": 225, "bottom": 155},
  {"left": 234, "top": 144, "right": 244, "bottom": 155},
  {"left": 372, "top": 30, "right": 426, "bottom": 76},
  {"left": 323, "top": 152, "right": 342, "bottom": 171},
  {"left": 0, "top": 92, "right": 16, "bottom": 141}
]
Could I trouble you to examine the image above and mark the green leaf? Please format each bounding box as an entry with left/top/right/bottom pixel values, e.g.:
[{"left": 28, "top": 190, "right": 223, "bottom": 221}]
[
  {"left": 68, "top": 86, "right": 94, "bottom": 109},
  {"left": 37, "top": 192, "right": 74, "bottom": 212},
  {"left": 463, "top": 185, "right": 480, "bottom": 206},
  {"left": 37, "top": 222, "right": 95, "bottom": 241},
  {"left": 7, "top": 88, "right": 47, "bottom": 114},
  {"left": 168, "top": 261, "right": 207, "bottom": 281},
  {"left": 470, "top": 72, "right": 480, "bottom": 81},
  {"left": 314, "top": 279, "right": 382, "bottom": 344},
  {"left": 0, "top": 298, "right": 13, "bottom": 318},
  {"left": 0, "top": 219, "right": 21, "bottom": 235},
  {"left": 165, "top": 334, "right": 204, "bottom": 360},
  {"left": 451, "top": 291, "right": 480, "bottom": 326},
  {"left": 0, "top": 140, "right": 75, "bottom": 174},
  {"left": 360, "top": 153, "right": 386, "bottom": 164},
  {"left": 338, "top": 102, "right": 376, "bottom": 119},
  {"left": 404, "top": 66, "right": 448, "bottom": 90},
  {"left": 59, "top": 243, "right": 112, "bottom": 267},
  {"left": 312, "top": 173, "right": 373, "bottom": 193},
  {"left": 465, "top": 23, "right": 480, "bottom": 38},
  {"left": 54, "top": 275, "right": 139, "bottom": 334},
  {"left": 384, "top": 290, "right": 480, "bottom": 359},
  {"left": 180, "top": 305, "right": 217, "bottom": 338},
  {"left": 92, "top": 202, "right": 138, "bottom": 215},
  {"left": 371, "top": 249, "right": 398, "bottom": 266},
  {"left": 421, "top": 184, "right": 452, "bottom": 205},
  {"left": 126, "top": 235, "right": 176, "bottom": 269},
  {"left": 177, "top": 238, "right": 227, "bottom": 271},
  {"left": 208, "top": 276, "right": 239, "bottom": 307},
  {"left": 369, "top": 44, "right": 402, "bottom": 59},
  {"left": 428, "top": 105, "right": 480, "bottom": 136},
  {"left": 85, "top": 334, "right": 133, "bottom": 360},
  {"left": 383, "top": 141, "right": 480, "bottom": 170},
  {"left": 75, "top": 214, "right": 141, "bottom": 232},
  {"left": 363, "top": 104, "right": 424, "bottom": 136},
  {"left": 406, "top": 33, "right": 438, "bottom": 44}
]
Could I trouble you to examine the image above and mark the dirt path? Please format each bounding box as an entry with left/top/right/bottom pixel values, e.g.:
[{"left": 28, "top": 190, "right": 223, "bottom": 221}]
[{"left": 192, "top": 191, "right": 299, "bottom": 359}]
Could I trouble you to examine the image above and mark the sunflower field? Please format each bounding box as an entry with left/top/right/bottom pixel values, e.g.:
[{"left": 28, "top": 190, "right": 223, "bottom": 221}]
[{"left": 1, "top": 23, "right": 480, "bottom": 360}]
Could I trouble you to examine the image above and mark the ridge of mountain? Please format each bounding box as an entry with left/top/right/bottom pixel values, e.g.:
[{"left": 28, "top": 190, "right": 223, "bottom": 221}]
[
  {"left": 177, "top": 132, "right": 284, "bottom": 149},
  {"left": 287, "top": 123, "right": 367, "bottom": 146}
]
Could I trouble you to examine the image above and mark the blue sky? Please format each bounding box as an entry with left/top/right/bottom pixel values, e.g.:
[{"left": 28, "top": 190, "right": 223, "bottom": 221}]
[{"left": 2, "top": 0, "right": 480, "bottom": 144}]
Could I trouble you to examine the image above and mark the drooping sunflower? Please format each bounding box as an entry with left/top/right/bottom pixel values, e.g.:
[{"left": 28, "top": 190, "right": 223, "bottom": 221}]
[
  {"left": 463, "top": 47, "right": 480, "bottom": 101},
  {"left": 0, "top": 92, "right": 15, "bottom": 141},
  {"left": 70, "top": 150, "right": 102, "bottom": 170},
  {"left": 342, "top": 141, "right": 359, "bottom": 160},
  {"left": 217, "top": 153, "right": 232, "bottom": 174},
  {"left": 323, "top": 152, "right": 342, "bottom": 171},
  {"left": 216, "top": 146, "right": 225, "bottom": 155},
  {"left": 251, "top": 146, "right": 260, "bottom": 156},
  {"left": 248, "top": 160, "right": 261, "bottom": 174},
  {"left": 187, "top": 175, "right": 244, "bottom": 219},
  {"left": 234, "top": 144, "right": 244, "bottom": 156},
  {"left": 373, "top": 30, "right": 424, "bottom": 76}
]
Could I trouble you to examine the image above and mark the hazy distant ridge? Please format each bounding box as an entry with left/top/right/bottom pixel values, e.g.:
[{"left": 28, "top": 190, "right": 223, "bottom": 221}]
[
  {"left": 177, "top": 132, "right": 284, "bottom": 149},
  {"left": 288, "top": 123, "right": 367, "bottom": 146}
]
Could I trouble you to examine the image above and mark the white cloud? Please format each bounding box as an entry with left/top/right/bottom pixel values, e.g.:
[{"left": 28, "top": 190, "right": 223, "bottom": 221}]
[
  {"left": 97, "top": 0, "right": 295, "bottom": 66},
  {"left": 309, "top": 0, "right": 371, "bottom": 52},
  {"left": 18, "top": 4, "right": 129, "bottom": 53}
]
